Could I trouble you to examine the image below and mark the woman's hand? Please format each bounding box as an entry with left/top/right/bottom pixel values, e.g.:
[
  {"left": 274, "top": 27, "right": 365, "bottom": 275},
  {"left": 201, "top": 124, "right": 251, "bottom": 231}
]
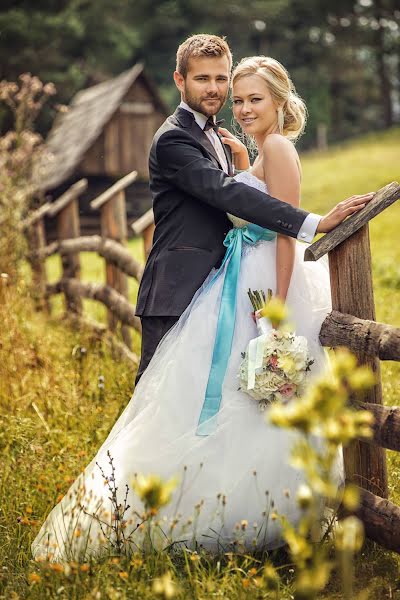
[{"left": 218, "top": 127, "right": 250, "bottom": 170}]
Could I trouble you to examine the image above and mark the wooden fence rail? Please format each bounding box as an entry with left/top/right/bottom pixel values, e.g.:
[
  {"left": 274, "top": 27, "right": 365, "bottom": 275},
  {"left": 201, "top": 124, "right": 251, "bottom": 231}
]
[
  {"left": 25, "top": 171, "right": 147, "bottom": 360},
  {"left": 25, "top": 178, "right": 400, "bottom": 552}
]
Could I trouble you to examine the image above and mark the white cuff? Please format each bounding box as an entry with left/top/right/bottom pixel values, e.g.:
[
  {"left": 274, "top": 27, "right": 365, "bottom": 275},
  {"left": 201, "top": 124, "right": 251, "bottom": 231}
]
[{"left": 297, "top": 213, "right": 321, "bottom": 243}]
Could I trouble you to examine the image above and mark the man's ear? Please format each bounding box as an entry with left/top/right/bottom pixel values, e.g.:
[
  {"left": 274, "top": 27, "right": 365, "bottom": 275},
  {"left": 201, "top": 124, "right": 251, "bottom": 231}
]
[{"left": 173, "top": 71, "right": 185, "bottom": 94}]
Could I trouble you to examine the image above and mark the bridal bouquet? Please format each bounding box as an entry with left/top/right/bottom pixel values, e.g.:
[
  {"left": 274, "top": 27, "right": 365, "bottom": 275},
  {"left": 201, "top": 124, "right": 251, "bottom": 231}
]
[{"left": 238, "top": 290, "right": 314, "bottom": 410}]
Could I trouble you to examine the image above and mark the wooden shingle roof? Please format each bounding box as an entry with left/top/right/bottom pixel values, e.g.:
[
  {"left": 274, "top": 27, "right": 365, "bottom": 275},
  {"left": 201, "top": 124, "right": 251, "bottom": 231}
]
[{"left": 38, "top": 63, "right": 165, "bottom": 191}]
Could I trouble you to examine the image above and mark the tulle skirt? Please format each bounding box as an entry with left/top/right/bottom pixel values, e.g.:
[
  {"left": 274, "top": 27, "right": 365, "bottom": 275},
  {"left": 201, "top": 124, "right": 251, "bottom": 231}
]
[{"left": 32, "top": 238, "right": 342, "bottom": 562}]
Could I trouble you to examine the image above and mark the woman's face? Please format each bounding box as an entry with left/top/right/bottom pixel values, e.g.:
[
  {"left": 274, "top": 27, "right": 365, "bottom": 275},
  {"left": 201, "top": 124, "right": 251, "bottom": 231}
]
[{"left": 232, "top": 74, "right": 279, "bottom": 137}]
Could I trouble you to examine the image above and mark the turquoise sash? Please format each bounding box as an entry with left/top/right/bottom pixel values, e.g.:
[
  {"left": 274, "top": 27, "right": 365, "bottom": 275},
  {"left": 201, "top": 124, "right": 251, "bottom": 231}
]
[{"left": 196, "top": 223, "right": 276, "bottom": 436}]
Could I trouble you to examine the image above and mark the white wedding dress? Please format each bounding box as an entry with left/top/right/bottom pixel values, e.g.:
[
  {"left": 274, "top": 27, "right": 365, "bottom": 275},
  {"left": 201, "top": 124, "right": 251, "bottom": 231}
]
[{"left": 32, "top": 172, "right": 339, "bottom": 562}]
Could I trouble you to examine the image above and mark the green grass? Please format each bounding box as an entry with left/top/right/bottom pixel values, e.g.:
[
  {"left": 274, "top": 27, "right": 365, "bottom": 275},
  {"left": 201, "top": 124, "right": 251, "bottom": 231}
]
[{"left": 1, "top": 127, "right": 400, "bottom": 599}]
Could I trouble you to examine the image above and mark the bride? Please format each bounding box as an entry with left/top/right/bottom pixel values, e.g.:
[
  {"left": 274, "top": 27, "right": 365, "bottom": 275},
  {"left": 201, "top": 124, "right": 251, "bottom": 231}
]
[{"left": 32, "top": 56, "right": 341, "bottom": 562}]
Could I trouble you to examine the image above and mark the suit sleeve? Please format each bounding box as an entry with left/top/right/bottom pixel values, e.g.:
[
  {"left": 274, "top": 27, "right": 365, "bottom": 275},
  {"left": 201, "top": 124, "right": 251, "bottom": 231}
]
[{"left": 155, "top": 129, "right": 310, "bottom": 239}]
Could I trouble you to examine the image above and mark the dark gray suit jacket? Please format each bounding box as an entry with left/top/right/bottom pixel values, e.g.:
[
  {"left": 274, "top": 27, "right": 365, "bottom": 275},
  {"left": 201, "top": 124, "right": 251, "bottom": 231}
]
[{"left": 135, "top": 107, "right": 310, "bottom": 317}]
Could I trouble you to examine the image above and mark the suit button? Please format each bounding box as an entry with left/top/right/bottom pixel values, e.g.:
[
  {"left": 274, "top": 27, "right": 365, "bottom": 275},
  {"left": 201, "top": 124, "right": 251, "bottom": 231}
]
[
  {"left": 288, "top": 224, "right": 293, "bottom": 230},
  {"left": 277, "top": 219, "right": 282, "bottom": 225}
]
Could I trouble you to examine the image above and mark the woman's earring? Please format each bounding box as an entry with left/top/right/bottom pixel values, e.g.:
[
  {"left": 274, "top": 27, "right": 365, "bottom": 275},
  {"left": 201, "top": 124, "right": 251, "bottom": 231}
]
[{"left": 277, "top": 107, "right": 284, "bottom": 135}]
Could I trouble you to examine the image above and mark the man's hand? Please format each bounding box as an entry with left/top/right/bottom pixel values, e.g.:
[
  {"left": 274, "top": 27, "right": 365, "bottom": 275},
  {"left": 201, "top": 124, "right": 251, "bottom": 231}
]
[{"left": 317, "top": 192, "right": 375, "bottom": 233}]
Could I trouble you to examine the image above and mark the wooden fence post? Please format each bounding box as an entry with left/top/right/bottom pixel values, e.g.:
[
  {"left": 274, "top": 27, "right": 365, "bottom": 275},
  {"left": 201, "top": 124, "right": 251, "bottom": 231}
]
[
  {"left": 91, "top": 171, "right": 137, "bottom": 349},
  {"left": 329, "top": 224, "right": 388, "bottom": 497},
  {"left": 305, "top": 181, "right": 400, "bottom": 499},
  {"left": 47, "top": 179, "right": 87, "bottom": 315},
  {"left": 23, "top": 201, "right": 52, "bottom": 311}
]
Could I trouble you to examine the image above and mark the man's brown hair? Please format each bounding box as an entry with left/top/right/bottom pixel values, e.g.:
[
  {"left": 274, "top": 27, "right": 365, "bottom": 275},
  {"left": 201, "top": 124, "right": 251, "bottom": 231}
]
[{"left": 176, "top": 34, "right": 232, "bottom": 78}]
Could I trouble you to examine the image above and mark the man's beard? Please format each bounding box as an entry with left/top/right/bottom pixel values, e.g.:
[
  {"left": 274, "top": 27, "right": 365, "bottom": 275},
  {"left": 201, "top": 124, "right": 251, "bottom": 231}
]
[{"left": 183, "top": 87, "right": 227, "bottom": 116}]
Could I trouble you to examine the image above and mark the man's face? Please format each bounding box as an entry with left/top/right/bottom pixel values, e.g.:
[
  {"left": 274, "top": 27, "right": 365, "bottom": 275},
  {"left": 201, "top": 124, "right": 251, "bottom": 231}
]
[{"left": 174, "top": 55, "right": 230, "bottom": 116}]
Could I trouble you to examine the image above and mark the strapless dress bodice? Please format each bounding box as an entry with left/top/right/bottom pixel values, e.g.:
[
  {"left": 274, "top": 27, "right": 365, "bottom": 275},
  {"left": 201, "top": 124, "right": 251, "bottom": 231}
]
[{"left": 227, "top": 171, "right": 268, "bottom": 228}]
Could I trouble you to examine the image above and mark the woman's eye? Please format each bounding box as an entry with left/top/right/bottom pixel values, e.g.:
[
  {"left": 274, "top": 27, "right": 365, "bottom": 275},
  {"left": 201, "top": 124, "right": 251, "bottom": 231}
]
[
  {"left": 251, "top": 98, "right": 261, "bottom": 102},
  {"left": 233, "top": 100, "right": 242, "bottom": 105}
]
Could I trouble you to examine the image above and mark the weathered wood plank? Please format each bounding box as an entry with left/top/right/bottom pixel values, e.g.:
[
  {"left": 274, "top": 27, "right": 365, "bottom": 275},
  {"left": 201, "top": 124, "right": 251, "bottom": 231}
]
[
  {"left": 329, "top": 225, "right": 388, "bottom": 498},
  {"left": 46, "top": 278, "right": 141, "bottom": 332},
  {"left": 104, "top": 113, "right": 121, "bottom": 176},
  {"left": 305, "top": 181, "right": 399, "bottom": 262},
  {"left": 131, "top": 208, "right": 154, "bottom": 235},
  {"left": 22, "top": 201, "right": 52, "bottom": 229},
  {"left": 320, "top": 310, "right": 400, "bottom": 361},
  {"left": 355, "top": 488, "right": 400, "bottom": 553},
  {"left": 26, "top": 218, "right": 49, "bottom": 311},
  {"left": 90, "top": 170, "right": 137, "bottom": 210},
  {"left": 355, "top": 402, "right": 400, "bottom": 452},
  {"left": 47, "top": 179, "right": 88, "bottom": 218},
  {"left": 56, "top": 195, "right": 82, "bottom": 314},
  {"left": 100, "top": 190, "right": 132, "bottom": 348},
  {"left": 35, "top": 236, "right": 144, "bottom": 281}
]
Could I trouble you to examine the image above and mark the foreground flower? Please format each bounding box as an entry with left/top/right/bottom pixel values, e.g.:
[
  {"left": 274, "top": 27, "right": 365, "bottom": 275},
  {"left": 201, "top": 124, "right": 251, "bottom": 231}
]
[
  {"left": 132, "top": 474, "right": 178, "bottom": 511},
  {"left": 152, "top": 571, "right": 178, "bottom": 598},
  {"left": 335, "top": 516, "right": 364, "bottom": 553}
]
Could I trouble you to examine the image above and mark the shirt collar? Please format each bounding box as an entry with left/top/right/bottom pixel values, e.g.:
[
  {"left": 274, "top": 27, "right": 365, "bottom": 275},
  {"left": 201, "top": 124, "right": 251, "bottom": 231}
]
[{"left": 179, "top": 100, "right": 215, "bottom": 131}]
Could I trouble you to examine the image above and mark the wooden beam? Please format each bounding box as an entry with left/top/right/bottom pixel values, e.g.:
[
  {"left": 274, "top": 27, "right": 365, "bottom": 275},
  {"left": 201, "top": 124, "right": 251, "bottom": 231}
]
[
  {"left": 355, "top": 488, "right": 400, "bottom": 553},
  {"left": 90, "top": 170, "right": 137, "bottom": 210},
  {"left": 355, "top": 402, "right": 400, "bottom": 452},
  {"left": 131, "top": 208, "right": 154, "bottom": 235},
  {"left": 46, "top": 278, "right": 141, "bottom": 332},
  {"left": 320, "top": 310, "right": 400, "bottom": 361},
  {"left": 21, "top": 201, "right": 52, "bottom": 229},
  {"left": 55, "top": 191, "right": 82, "bottom": 314},
  {"left": 34, "top": 236, "right": 144, "bottom": 282},
  {"left": 305, "top": 181, "right": 400, "bottom": 262},
  {"left": 47, "top": 179, "right": 88, "bottom": 218},
  {"left": 328, "top": 224, "right": 388, "bottom": 498}
]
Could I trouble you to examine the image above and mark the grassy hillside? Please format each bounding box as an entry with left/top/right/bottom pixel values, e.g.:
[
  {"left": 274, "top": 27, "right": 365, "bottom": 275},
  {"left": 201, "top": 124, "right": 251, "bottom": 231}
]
[{"left": 1, "top": 127, "right": 399, "bottom": 598}]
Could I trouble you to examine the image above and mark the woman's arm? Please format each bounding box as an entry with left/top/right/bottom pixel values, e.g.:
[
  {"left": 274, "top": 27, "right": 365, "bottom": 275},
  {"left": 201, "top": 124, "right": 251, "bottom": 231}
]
[{"left": 261, "top": 134, "right": 301, "bottom": 302}]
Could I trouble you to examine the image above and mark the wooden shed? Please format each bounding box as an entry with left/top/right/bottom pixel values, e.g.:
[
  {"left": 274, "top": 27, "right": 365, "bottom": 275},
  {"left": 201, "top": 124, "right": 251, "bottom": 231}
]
[{"left": 39, "top": 63, "right": 168, "bottom": 239}]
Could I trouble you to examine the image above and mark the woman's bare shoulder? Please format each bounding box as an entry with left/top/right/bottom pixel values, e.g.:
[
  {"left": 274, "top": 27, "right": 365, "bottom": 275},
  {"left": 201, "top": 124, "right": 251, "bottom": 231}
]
[{"left": 262, "top": 134, "right": 301, "bottom": 173}]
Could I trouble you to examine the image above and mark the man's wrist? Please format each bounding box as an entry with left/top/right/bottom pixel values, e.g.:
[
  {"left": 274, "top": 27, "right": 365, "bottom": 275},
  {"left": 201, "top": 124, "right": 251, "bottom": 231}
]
[{"left": 297, "top": 213, "right": 321, "bottom": 243}]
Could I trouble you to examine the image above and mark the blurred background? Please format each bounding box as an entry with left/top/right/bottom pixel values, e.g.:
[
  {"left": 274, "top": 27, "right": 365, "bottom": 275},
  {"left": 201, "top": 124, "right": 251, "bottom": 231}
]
[{"left": 1, "top": 0, "right": 399, "bottom": 150}]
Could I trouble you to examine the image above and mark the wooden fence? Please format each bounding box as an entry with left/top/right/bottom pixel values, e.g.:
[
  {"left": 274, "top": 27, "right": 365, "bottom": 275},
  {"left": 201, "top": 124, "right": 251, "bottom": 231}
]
[
  {"left": 24, "top": 170, "right": 152, "bottom": 363},
  {"left": 24, "top": 177, "right": 400, "bottom": 552},
  {"left": 306, "top": 180, "right": 400, "bottom": 552}
]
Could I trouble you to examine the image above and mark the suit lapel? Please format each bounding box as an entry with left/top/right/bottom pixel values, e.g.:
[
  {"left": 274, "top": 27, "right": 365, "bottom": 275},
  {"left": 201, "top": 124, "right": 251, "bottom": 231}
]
[{"left": 173, "top": 107, "right": 225, "bottom": 170}]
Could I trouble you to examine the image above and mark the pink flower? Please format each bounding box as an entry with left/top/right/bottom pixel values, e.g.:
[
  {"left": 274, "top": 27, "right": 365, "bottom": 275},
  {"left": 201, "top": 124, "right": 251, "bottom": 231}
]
[
  {"left": 269, "top": 355, "right": 279, "bottom": 369},
  {"left": 278, "top": 383, "right": 296, "bottom": 398}
]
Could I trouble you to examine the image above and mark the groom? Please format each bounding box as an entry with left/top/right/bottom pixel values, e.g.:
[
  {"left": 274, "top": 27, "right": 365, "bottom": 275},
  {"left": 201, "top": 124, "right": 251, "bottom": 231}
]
[{"left": 135, "top": 34, "right": 373, "bottom": 383}]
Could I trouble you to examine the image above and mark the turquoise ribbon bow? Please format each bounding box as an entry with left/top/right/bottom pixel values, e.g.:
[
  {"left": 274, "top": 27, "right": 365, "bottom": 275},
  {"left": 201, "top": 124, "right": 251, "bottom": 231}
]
[{"left": 196, "top": 223, "right": 276, "bottom": 436}]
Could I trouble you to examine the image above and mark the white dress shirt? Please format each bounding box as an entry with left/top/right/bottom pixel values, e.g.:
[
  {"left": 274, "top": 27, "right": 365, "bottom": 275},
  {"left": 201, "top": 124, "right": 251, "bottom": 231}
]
[
  {"left": 180, "top": 101, "right": 229, "bottom": 173},
  {"left": 179, "top": 101, "right": 320, "bottom": 242}
]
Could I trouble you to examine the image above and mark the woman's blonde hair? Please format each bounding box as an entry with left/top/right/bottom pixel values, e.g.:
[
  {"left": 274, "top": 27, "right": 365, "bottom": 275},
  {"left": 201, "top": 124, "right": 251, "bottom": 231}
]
[{"left": 232, "top": 56, "right": 307, "bottom": 141}]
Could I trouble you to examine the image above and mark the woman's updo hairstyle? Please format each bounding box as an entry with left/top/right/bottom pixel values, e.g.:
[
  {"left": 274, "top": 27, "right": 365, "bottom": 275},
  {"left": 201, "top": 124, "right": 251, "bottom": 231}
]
[{"left": 232, "top": 56, "right": 307, "bottom": 141}]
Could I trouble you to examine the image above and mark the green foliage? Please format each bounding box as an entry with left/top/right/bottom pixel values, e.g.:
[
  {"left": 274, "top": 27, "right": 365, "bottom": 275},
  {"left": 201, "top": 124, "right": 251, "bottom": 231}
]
[{"left": 1, "top": 0, "right": 399, "bottom": 144}]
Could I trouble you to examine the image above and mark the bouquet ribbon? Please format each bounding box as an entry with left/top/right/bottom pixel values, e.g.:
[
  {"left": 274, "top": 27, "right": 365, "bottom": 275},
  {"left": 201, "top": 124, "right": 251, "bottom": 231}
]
[
  {"left": 196, "top": 224, "right": 276, "bottom": 436},
  {"left": 247, "top": 317, "right": 272, "bottom": 390}
]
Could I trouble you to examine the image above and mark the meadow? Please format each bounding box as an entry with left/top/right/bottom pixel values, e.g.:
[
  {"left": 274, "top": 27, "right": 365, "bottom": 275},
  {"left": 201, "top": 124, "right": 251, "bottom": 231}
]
[{"left": 0, "top": 127, "right": 399, "bottom": 599}]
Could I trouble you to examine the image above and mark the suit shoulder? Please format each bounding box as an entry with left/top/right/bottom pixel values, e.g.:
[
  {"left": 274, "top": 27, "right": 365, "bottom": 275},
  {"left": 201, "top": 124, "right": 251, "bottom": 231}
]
[{"left": 153, "top": 124, "right": 197, "bottom": 150}]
